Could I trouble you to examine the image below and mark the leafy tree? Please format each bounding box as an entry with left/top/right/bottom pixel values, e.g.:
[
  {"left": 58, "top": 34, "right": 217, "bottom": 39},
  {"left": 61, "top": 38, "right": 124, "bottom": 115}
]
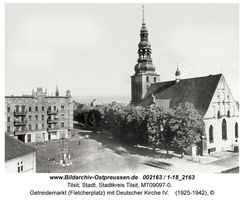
[
  {"left": 169, "top": 102, "right": 204, "bottom": 158},
  {"left": 88, "top": 109, "right": 102, "bottom": 127},
  {"left": 145, "top": 104, "right": 166, "bottom": 151},
  {"left": 123, "top": 105, "right": 145, "bottom": 141},
  {"left": 159, "top": 111, "right": 175, "bottom": 155}
]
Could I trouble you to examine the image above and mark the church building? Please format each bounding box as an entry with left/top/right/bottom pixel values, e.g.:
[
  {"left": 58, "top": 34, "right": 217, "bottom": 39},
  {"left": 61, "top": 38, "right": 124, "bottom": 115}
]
[{"left": 131, "top": 7, "right": 239, "bottom": 155}]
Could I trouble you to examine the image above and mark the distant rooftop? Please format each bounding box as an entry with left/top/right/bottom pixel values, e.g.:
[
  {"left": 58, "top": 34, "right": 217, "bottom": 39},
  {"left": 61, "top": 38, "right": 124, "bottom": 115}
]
[{"left": 5, "top": 87, "right": 71, "bottom": 98}]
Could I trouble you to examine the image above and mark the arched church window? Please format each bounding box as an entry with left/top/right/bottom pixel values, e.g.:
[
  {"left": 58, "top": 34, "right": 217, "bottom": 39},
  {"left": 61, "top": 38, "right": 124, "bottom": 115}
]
[
  {"left": 235, "top": 123, "right": 238, "bottom": 138},
  {"left": 146, "top": 76, "right": 149, "bottom": 82},
  {"left": 209, "top": 125, "right": 214, "bottom": 143},
  {"left": 222, "top": 119, "right": 227, "bottom": 140}
]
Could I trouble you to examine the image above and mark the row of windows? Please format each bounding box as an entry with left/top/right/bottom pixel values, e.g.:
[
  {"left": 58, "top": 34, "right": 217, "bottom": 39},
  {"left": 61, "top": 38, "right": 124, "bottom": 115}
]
[
  {"left": 6, "top": 98, "right": 68, "bottom": 105},
  {"left": 146, "top": 76, "right": 157, "bottom": 83},
  {"left": 6, "top": 105, "right": 66, "bottom": 113},
  {"left": 217, "top": 110, "right": 234, "bottom": 118},
  {"left": 6, "top": 122, "right": 65, "bottom": 132},
  {"left": 216, "top": 91, "right": 230, "bottom": 102},
  {"left": 17, "top": 161, "right": 24, "bottom": 173},
  {"left": 208, "top": 120, "right": 238, "bottom": 143},
  {"left": 7, "top": 114, "right": 66, "bottom": 122}
]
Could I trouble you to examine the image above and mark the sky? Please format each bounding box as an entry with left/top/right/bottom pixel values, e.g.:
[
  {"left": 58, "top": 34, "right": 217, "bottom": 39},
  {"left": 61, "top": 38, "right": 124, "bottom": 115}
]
[{"left": 5, "top": 4, "right": 239, "bottom": 101}]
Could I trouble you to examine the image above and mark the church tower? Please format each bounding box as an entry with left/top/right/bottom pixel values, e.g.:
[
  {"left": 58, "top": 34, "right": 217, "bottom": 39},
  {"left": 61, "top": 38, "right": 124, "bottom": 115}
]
[{"left": 131, "top": 6, "right": 160, "bottom": 106}]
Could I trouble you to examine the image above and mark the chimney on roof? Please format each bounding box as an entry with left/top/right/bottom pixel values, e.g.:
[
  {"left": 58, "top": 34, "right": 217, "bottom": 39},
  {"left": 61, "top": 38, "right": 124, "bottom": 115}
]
[
  {"left": 55, "top": 85, "right": 59, "bottom": 97},
  {"left": 175, "top": 62, "right": 181, "bottom": 83}
]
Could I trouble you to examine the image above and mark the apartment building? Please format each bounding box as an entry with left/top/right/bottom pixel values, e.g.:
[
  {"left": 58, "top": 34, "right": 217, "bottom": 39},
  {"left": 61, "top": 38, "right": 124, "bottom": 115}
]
[{"left": 5, "top": 87, "right": 73, "bottom": 143}]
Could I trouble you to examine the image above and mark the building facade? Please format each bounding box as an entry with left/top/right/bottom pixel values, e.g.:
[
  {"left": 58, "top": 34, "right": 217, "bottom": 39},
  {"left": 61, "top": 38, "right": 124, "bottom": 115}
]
[
  {"left": 5, "top": 87, "right": 73, "bottom": 143},
  {"left": 131, "top": 8, "right": 239, "bottom": 155},
  {"left": 5, "top": 134, "right": 37, "bottom": 173}
]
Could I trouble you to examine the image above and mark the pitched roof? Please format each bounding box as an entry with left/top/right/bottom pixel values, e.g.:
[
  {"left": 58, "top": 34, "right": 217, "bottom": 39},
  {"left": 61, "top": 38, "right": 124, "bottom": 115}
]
[
  {"left": 142, "top": 74, "right": 222, "bottom": 116},
  {"left": 5, "top": 135, "right": 37, "bottom": 161}
]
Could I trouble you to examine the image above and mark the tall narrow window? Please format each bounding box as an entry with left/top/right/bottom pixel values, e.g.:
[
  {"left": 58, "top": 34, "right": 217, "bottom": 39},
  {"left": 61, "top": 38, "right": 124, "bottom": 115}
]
[
  {"left": 235, "top": 123, "right": 238, "bottom": 138},
  {"left": 227, "top": 110, "right": 230, "bottom": 117},
  {"left": 17, "top": 161, "right": 24, "bottom": 173},
  {"left": 42, "top": 106, "right": 44, "bottom": 112},
  {"left": 209, "top": 125, "right": 214, "bottom": 143},
  {"left": 27, "top": 134, "right": 31, "bottom": 143},
  {"left": 146, "top": 76, "right": 149, "bottom": 82},
  {"left": 7, "top": 116, "right": 10, "bottom": 122},
  {"left": 29, "top": 106, "right": 31, "bottom": 112},
  {"left": 217, "top": 110, "right": 221, "bottom": 118},
  {"left": 222, "top": 119, "right": 227, "bottom": 140},
  {"left": 154, "top": 77, "right": 156, "bottom": 83},
  {"left": 7, "top": 106, "right": 10, "bottom": 112},
  {"left": 7, "top": 125, "right": 10, "bottom": 132},
  {"left": 35, "top": 106, "right": 38, "bottom": 112}
]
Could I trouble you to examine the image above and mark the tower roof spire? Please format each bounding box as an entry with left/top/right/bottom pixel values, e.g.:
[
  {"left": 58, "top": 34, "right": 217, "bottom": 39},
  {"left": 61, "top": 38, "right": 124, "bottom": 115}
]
[
  {"left": 175, "top": 62, "right": 181, "bottom": 83},
  {"left": 177, "top": 62, "right": 179, "bottom": 71},
  {"left": 134, "top": 5, "right": 156, "bottom": 74}
]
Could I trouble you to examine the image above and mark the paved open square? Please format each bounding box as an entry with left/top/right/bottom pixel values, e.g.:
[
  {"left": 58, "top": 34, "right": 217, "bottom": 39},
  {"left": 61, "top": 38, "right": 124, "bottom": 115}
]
[{"left": 34, "top": 129, "right": 239, "bottom": 173}]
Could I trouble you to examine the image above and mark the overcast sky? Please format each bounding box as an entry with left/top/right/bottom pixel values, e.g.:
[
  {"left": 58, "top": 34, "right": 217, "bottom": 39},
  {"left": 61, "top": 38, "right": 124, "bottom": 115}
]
[{"left": 5, "top": 4, "right": 239, "bottom": 100}]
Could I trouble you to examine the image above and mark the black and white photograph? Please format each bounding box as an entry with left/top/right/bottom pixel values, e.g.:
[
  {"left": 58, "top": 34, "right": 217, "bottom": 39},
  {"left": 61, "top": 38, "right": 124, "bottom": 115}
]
[{"left": 4, "top": 3, "right": 239, "bottom": 174}]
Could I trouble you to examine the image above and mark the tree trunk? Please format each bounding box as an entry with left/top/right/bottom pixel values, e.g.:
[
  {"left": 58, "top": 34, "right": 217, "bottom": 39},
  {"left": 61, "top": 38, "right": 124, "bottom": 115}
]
[
  {"left": 153, "top": 146, "right": 156, "bottom": 152},
  {"left": 181, "top": 151, "right": 184, "bottom": 158}
]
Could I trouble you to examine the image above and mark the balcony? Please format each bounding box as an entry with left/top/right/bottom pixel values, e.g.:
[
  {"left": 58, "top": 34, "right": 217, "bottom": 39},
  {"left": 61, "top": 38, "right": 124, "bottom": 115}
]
[
  {"left": 47, "top": 119, "right": 58, "bottom": 124},
  {"left": 14, "top": 110, "right": 27, "bottom": 116},
  {"left": 47, "top": 127, "right": 59, "bottom": 132},
  {"left": 14, "top": 129, "right": 27, "bottom": 136},
  {"left": 14, "top": 120, "right": 27, "bottom": 126},
  {"left": 47, "top": 110, "right": 58, "bottom": 115}
]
